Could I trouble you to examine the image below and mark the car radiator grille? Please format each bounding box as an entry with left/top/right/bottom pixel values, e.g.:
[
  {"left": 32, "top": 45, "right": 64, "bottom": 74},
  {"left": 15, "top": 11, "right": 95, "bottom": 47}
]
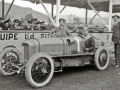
[{"left": 24, "top": 45, "right": 29, "bottom": 63}]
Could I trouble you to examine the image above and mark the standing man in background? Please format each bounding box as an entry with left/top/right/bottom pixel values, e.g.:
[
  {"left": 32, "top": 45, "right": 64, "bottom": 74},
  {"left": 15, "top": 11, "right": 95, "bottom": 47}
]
[
  {"left": 50, "top": 18, "right": 71, "bottom": 37},
  {"left": 112, "top": 15, "right": 120, "bottom": 68}
]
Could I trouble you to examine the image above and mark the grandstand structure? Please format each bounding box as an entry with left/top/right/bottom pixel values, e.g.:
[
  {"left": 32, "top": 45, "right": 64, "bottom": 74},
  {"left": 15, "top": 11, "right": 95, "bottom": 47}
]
[{"left": 1, "top": 0, "right": 120, "bottom": 31}]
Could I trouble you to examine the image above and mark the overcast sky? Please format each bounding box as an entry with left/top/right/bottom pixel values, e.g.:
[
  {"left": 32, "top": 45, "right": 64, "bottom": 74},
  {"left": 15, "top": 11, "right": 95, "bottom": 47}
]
[{"left": 0, "top": 0, "right": 117, "bottom": 18}]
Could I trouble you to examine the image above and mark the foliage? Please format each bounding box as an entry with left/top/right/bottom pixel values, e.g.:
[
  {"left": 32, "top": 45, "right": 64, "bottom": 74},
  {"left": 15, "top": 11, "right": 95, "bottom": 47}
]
[{"left": 68, "top": 14, "right": 82, "bottom": 24}]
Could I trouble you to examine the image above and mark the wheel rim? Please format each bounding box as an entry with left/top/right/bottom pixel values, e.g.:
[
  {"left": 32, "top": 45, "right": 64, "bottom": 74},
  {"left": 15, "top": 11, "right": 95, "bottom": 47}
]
[
  {"left": 31, "top": 57, "right": 51, "bottom": 83},
  {"left": 1, "top": 51, "right": 19, "bottom": 74},
  {"left": 98, "top": 50, "right": 108, "bottom": 67}
]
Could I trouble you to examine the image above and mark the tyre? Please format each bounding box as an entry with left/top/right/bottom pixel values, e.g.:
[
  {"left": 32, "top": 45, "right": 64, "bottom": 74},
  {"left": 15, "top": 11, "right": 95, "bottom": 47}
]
[
  {"left": 94, "top": 46, "right": 109, "bottom": 70},
  {"left": 0, "top": 47, "right": 21, "bottom": 75},
  {"left": 25, "top": 52, "right": 54, "bottom": 88}
]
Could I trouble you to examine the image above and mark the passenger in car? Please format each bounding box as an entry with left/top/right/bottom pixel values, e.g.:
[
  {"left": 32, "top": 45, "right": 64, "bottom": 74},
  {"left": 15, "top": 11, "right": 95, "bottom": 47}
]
[
  {"left": 10, "top": 19, "right": 23, "bottom": 30},
  {"left": 50, "top": 18, "right": 71, "bottom": 37},
  {"left": 83, "top": 27, "right": 95, "bottom": 52}
]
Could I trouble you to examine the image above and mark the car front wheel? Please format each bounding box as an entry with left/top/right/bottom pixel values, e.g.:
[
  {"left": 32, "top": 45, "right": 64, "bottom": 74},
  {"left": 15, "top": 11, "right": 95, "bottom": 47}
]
[{"left": 25, "top": 52, "right": 54, "bottom": 88}]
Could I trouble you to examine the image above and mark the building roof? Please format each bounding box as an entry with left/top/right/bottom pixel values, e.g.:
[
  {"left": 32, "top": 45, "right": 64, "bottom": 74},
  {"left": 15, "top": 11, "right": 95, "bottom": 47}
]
[{"left": 23, "top": 0, "right": 120, "bottom": 12}]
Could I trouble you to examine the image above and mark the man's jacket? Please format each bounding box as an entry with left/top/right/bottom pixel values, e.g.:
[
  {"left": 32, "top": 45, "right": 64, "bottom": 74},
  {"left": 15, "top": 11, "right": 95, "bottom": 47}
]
[{"left": 112, "top": 21, "right": 120, "bottom": 44}]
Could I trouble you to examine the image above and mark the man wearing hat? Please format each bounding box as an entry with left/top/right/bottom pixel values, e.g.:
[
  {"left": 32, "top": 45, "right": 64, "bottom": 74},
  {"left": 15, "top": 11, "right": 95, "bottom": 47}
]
[
  {"left": 0, "top": 17, "right": 4, "bottom": 30},
  {"left": 50, "top": 18, "right": 71, "bottom": 37},
  {"left": 112, "top": 15, "right": 120, "bottom": 68},
  {"left": 10, "top": 19, "right": 23, "bottom": 30},
  {"left": 31, "top": 18, "right": 37, "bottom": 26},
  {"left": 40, "top": 21, "right": 46, "bottom": 30},
  {"left": 34, "top": 21, "right": 42, "bottom": 30},
  {"left": 23, "top": 20, "right": 34, "bottom": 30},
  {"left": 3, "top": 19, "right": 11, "bottom": 30},
  {"left": 0, "top": 18, "right": 11, "bottom": 30}
]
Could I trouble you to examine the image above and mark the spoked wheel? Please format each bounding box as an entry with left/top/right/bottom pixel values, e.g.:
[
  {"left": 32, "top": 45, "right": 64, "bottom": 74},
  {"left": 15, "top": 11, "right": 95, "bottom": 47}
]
[
  {"left": 99, "top": 50, "right": 108, "bottom": 67},
  {"left": 0, "top": 47, "right": 21, "bottom": 75},
  {"left": 94, "top": 46, "right": 109, "bottom": 71},
  {"left": 25, "top": 53, "right": 54, "bottom": 88}
]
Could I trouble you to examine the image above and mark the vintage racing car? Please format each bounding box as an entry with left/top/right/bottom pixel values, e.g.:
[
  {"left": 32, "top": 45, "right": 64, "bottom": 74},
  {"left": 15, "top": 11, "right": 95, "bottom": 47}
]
[{"left": 0, "top": 35, "right": 109, "bottom": 88}]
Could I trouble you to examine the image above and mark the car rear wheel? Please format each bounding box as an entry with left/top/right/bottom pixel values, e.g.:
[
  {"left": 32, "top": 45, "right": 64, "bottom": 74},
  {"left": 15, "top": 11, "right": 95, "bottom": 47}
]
[
  {"left": 25, "top": 52, "right": 54, "bottom": 88},
  {"left": 0, "top": 47, "right": 21, "bottom": 75},
  {"left": 94, "top": 46, "right": 109, "bottom": 70}
]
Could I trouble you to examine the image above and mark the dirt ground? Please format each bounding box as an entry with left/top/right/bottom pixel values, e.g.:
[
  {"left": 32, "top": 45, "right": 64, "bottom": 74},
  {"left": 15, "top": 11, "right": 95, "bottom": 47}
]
[{"left": 0, "top": 58, "right": 120, "bottom": 90}]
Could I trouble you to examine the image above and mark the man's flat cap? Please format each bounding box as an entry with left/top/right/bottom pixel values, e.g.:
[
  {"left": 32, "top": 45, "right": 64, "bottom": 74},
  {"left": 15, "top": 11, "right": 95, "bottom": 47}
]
[
  {"left": 14, "top": 19, "right": 19, "bottom": 23},
  {"left": 59, "top": 18, "right": 65, "bottom": 22},
  {"left": 27, "top": 20, "right": 33, "bottom": 24},
  {"left": 4, "top": 20, "right": 10, "bottom": 24},
  {"left": 36, "top": 21, "right": 42, "bottom": 24},
  {"left": 31, "top": 18, "right": 37, "bottom": 21},
  {"left": 39, "top": 20, "right": 44, "bottom": 23},
  {"left": 112, "top": 15, "right": 120, "bottom": 18}
]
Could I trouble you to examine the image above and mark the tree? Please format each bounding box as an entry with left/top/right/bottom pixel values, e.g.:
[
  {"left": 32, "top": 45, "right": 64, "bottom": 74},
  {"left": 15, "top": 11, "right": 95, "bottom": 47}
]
[
  {"left": 73, "top": 16, "right": 81, "bottom": 24},
  {"left": 68, "top": 14, "right": 74, "bottom": 23}
]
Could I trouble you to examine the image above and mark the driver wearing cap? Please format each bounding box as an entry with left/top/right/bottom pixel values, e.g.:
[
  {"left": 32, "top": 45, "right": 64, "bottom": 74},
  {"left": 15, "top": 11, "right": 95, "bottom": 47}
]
[{"left": 82, "top": 27, "right": 95, "bottom": 52}]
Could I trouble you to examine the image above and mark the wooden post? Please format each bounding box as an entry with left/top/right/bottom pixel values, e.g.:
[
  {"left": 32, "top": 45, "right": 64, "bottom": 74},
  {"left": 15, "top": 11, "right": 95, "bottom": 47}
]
[
  {"left": 56, "top": 0, "right": 61, "bottom": 27},
  {"left": 108, "top": 0, "right": 113, "bottom": 32},
  {"left": 2, "top": 0, "right": 4, "bottom": 18},
  {"left": 5, "top": 0, "right": 15, "bottom": 19},
  {"left": 38, "top": 0, "right": 56, "bottom": 27},
  {"left": 88, "top": 1, "right": 108, "bottom": 28},
  {"left": 89, "top": 11, "right": 99, "bottom": 24},
  {"left": 53, "top": 0, "right": 71, "bottom": 19},
  {"left": 51, "top": 4, "right": 54, "bottom": 18},
  {"left": 85, "top": 8, "right": 88, "bottom": 26}
]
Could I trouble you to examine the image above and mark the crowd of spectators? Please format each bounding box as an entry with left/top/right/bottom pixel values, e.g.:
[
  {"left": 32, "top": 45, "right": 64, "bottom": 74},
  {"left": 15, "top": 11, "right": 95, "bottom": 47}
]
[
  {"left": 0, "top": 17, "right": 48, "bottom": 31},
  {"left": 0, "top": 17, "right": 108, "bottom": 32}
]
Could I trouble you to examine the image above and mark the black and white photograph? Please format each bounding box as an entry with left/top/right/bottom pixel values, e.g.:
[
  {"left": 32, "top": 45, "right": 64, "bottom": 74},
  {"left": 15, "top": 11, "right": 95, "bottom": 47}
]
[{"left": 0, "top": 0, "right": 120, "bottom": 90}]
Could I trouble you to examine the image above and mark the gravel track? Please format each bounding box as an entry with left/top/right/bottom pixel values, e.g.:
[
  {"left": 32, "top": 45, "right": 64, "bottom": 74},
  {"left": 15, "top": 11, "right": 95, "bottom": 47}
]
[{"left": 0, "top": 59, "right": 120, "bottom": 90}]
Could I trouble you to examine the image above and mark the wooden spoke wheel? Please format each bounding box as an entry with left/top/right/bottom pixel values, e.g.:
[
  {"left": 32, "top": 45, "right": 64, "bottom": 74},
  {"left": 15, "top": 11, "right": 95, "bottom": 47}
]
[
  {"left": 0, "top": 47, "right": 21, "bottom": 75},
  {"left": 25, "top": 53, "right": 54, "bottom": 88}
]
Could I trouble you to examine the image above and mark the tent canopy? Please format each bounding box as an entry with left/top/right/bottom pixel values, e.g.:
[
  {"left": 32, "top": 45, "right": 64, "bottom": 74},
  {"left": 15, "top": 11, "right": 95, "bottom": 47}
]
[{"left": 23, "top": 0, "right": 120, "bottom": 12}]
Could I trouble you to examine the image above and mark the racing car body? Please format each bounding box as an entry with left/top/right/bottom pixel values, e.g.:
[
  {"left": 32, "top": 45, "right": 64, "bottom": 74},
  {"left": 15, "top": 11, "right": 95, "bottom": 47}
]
[
  {"left": 22, "top": 36, "right": 85, "bottom": 60},
  {"left": 0, "top": 35, "right": 109, "bottom": 88}
]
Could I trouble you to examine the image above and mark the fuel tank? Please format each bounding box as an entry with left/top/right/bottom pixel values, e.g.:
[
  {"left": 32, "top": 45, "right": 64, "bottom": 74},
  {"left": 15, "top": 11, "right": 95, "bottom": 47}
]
[{"left": 37, "top": 38, "right": 64, "bottom": 55}]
